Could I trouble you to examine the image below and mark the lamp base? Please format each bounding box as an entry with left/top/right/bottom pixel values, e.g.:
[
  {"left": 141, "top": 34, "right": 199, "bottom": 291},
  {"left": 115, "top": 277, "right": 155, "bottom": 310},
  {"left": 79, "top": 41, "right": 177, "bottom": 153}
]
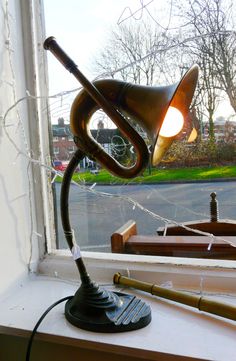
[{"left": 65, "top": 280, "right": 151, "bottom": 332}]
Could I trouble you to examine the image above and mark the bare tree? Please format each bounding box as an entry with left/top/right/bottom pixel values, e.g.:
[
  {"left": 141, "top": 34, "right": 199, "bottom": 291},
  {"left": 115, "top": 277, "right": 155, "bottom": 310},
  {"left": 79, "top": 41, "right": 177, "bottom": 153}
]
[
  {"left": 93, "top": 16, "right": 202, "bottom": 144},
  {"left": 189, "top": 38, "right": 222, "bottom": 141},
  {"left": 94, "top": 20, "right": 183, "bottom": 86},
  {"left": 180, "top": 0, "right": 236, "bottom": 113}
]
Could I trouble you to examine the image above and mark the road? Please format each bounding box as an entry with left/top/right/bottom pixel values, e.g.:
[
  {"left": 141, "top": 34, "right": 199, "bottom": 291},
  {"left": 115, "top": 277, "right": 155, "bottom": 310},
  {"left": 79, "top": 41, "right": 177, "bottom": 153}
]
[{"left": 54, "top": 181, "right": 236, "bottom": 251}]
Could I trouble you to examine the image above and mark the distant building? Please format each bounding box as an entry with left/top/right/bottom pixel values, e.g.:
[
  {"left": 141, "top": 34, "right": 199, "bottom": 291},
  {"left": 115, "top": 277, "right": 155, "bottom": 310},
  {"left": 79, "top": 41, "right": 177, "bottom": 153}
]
[
  {"left": 202, "top": 116, "right": 236, "bottom": 142},
  {"left": 52, "top": 118, "right": 117, "bottom": 168},
  {"left": 52, "top": 118, "right": 75, "bottom": 161}
]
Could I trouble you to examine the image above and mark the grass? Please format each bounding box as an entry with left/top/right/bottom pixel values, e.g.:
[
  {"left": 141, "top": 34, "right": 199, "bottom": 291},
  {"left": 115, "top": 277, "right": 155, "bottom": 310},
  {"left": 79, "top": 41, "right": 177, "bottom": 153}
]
[{"left": 66, "top": 165, "right": 236, "bottom": 184}]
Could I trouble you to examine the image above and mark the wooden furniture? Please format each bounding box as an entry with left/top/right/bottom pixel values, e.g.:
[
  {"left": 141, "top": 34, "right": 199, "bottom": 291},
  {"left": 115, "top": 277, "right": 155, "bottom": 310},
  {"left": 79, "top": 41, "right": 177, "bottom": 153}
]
[
  {"left": 111, "top": 220, "right": 236, "bottom": 259},
  {"left": 157, "top": 219, "right": 236, "bottom": 236}
]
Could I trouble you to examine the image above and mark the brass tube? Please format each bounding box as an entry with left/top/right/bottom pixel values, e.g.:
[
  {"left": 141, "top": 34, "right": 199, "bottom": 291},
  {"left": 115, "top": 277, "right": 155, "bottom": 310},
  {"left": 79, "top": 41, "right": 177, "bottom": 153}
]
[
  {"left": 43, "top": 36, "right": 149, "bottom": 179},
  {"left": 113, "top": 273, "right": 236, "bottom": 322}
]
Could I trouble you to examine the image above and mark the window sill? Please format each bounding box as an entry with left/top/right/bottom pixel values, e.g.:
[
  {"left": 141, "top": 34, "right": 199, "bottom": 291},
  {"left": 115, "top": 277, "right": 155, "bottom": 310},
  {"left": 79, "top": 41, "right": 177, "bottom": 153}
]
[
  {"left": 1, "top": 252, "right": 236, "bottom": 360},
  {"left": 0, "top": 273, "right": 236, "bottom": 361},
  {"left": 39, "top": 250, "right": 236, "bottom": 293}
]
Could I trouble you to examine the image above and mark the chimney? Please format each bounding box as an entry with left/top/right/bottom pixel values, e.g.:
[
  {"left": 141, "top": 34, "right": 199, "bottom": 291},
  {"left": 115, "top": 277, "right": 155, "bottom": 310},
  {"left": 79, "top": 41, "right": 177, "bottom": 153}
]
[
  {"left": 97, "top": 120, "right": 104, "bottom": 129},
  {"left": 58, "top": 117, "right": 65, "bottom": 127}
]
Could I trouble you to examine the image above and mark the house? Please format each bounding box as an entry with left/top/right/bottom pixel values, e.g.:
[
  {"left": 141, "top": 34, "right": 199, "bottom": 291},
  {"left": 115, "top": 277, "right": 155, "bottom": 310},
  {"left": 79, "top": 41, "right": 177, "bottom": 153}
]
[
  {"left": 52, "top": 118, "right": 117, "bottom": 168},
  {"left": 202, "top": 116, "right": 236, "bottom": 142}
]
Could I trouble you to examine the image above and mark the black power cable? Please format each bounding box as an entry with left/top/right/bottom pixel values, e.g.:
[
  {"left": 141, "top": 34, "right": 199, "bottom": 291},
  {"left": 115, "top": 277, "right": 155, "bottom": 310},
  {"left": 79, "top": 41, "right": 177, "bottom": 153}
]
[{"left": 25, "top": 295, "right": 73, "bottom": 361}]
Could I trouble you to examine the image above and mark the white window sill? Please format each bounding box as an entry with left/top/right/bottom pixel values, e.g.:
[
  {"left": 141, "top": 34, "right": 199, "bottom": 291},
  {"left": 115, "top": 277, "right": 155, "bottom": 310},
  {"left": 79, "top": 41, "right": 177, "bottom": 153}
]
[
  {"left": 39, "top": 250, "right": 236, "bottom": 293},
  {"left": 1, "top": 252, "right": 236, "bottom": 360}
]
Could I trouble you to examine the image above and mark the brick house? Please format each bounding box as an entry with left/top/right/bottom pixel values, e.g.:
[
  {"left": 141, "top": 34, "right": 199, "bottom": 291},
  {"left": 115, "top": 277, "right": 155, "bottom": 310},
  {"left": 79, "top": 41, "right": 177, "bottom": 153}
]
[
  {"left": 52, "top": 118, "right": 117, "bottom": 168},
  {"left": 202, "top": 116, "right": 236, "bottom": 142}
]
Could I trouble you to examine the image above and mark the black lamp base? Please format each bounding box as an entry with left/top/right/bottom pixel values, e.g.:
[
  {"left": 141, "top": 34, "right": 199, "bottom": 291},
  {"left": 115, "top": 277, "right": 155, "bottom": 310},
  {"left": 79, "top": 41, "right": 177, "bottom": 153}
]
[{"left": 65, "top": 280, "right": 151, "bottom": 332}]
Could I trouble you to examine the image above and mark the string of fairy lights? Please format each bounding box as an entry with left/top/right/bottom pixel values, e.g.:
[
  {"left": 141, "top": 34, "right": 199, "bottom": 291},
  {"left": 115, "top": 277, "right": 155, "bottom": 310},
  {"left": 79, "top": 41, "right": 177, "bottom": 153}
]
[
  {"left": 1, "top": 0, "right": 236, "bottom": 271},
  {"left": 3, "top": 90, "right": 236, "bottom": 251}
]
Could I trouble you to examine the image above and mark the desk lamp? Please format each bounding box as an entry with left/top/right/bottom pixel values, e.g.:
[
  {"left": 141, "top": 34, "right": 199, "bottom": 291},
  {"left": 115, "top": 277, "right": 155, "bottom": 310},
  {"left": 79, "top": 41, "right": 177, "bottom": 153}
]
[{"left": 44, "top": 37, "right": 198, "bottom": 333}]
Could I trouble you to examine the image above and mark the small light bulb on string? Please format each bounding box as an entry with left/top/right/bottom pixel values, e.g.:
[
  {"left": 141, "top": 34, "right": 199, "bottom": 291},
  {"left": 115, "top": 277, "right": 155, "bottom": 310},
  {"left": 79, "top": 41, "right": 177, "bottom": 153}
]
[
  {"left": 207, "top": 234, "right": 214, "bottom": 251},
  {"left": 163, "top": 222, "right": 168, "bottom": 236},
  {"left": 12, "top": 151, "right": 21, "bottom": 165},
  {"left": 51, "top": 173, "right": 57, "bottom": 184},
  {"left": 33, "top": 231, "right": 43, "bottom": 238},
  {"left": 200, "top": 276, "right": 204, "bottom": 296},
  {"left": 89, "top": 183, "right": 97, "bottom": 190},
  {"left": 160, "top": 281, "right": 173, "bottom": 288}
]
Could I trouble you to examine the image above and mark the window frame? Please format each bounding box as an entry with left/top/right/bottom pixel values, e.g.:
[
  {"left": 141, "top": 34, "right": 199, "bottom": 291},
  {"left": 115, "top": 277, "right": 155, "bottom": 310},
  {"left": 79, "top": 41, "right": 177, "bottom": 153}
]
[
  {"left": 22, "top": 0, "right": 57, "bottom": 255},
  {"left": 26, "top": 0, "right": 236, "bottom": 278},
  {"left": 1, "top": 6, "right": 235, "bottom": 361},
  {"left": 53, "top": 146, "right": 60, "bottom": 154}
]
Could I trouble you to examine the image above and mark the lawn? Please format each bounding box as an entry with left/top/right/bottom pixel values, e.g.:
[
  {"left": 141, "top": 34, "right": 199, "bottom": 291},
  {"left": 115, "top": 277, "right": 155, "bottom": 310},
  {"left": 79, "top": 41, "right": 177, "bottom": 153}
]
[{"left": 68, "top": 165, "right": 236, "bottom": 184}]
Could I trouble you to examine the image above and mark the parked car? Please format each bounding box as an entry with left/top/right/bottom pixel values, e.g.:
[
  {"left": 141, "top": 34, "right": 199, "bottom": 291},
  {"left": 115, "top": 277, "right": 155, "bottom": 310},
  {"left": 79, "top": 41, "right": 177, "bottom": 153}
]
[
  {"left": 54, "top": 160, "right": 69, "bottom": 171},
  {"left": 53, "top": 160, "right": 79, "bottom": 172},
  {"left": 53, "top": 160, "right": 64, "bottom": 171}
]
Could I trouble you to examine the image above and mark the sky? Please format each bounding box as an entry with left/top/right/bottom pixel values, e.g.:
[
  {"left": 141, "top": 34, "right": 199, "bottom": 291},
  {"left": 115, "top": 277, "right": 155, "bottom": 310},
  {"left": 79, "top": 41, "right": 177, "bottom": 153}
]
[
  {"left": 44, "top": 0, "right": 151, "bottom": 94},
  {"left": 43, "top": 0, "right": 234, "bottom": 124},
  {"left": 44, "top": 0, "right": 154, "bottom": 124}
]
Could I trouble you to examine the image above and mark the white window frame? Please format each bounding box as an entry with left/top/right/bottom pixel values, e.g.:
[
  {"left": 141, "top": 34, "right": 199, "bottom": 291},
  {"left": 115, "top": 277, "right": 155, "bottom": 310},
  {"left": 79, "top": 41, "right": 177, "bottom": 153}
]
[
  {"left": 1, "top": 5, "right": 236, "bottom": 360},
  {"left": 22, "top": 0, "right": 57, "bottom": 254}
]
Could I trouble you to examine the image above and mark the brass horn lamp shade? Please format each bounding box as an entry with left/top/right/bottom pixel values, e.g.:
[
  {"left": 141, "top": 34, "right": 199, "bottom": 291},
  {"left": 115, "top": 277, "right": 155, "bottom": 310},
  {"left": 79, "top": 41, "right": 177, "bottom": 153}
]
[
  {"left": 70, "top": 64, "right": 198, "bottom": 170},
  {"left": 152, "top": 65, "right": 199, "bottom": 165},
  {"left": 44, "top": 36, "right": 198, "bottom": 333}
]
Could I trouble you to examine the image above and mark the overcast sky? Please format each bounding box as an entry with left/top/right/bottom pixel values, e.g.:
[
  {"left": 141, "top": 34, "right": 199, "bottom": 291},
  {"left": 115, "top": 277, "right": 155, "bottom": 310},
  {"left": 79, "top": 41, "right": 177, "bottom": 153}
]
[
  {"left": 44, "top": 0, "right": 150, "bottom": 93},
  {"left": 43, "top": 0, "right": 162, "bottom": 124},
  {"left": 43, "top": 0, "right": 233, "bottom": 123}
]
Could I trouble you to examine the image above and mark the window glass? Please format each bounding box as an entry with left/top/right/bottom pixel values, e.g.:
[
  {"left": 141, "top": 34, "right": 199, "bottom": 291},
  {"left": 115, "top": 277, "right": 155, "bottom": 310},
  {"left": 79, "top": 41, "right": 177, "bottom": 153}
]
[{"left": 44, "top": 0, "right": 236, "bottom": 257}]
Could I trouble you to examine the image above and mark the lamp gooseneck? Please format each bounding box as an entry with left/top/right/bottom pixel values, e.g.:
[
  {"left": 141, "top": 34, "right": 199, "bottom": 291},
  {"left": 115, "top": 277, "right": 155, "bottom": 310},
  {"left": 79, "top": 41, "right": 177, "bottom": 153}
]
[
  {"left": 59, "top": 149, "right": 151, "bottom": 332},
  {"left": 45, "top": 37, "right": 152, "bottom": 332},
  {"left": 60, "top": 149, "right": 90, "bottom": 283}
]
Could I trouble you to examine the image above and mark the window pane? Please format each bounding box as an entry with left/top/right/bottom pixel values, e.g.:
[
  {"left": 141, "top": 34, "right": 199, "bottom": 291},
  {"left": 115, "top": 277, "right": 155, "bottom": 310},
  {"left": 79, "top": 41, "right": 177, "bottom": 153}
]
[{"left": 44, "top": 0, "right": 236, "bottom": 257}]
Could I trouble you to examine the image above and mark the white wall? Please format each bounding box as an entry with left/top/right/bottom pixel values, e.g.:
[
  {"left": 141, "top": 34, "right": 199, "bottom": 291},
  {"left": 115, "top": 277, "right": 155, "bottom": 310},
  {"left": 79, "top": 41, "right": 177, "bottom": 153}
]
[{"left": 0, "top": 0, "right": 49, "bottom": 295}]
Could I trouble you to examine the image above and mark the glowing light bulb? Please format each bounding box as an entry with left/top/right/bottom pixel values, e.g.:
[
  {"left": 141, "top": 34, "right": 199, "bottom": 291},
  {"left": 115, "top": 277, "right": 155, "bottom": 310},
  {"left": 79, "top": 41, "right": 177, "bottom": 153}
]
[{"left": 159, "top": 106, "right": 184, "bottom": 138}]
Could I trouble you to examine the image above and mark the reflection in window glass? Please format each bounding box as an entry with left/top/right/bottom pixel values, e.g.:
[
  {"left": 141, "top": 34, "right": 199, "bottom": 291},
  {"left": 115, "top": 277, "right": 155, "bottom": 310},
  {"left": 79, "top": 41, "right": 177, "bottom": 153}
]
[{"left": 44, "top": 0, "right": 236, "bottom": 256}]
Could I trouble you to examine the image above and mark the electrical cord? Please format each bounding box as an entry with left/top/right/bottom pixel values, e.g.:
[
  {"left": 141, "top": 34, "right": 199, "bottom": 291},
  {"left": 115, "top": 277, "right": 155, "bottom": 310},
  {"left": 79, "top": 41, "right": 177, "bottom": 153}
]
[{"left": 25, "top": 295, "right": 73, "bottom": 361}]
